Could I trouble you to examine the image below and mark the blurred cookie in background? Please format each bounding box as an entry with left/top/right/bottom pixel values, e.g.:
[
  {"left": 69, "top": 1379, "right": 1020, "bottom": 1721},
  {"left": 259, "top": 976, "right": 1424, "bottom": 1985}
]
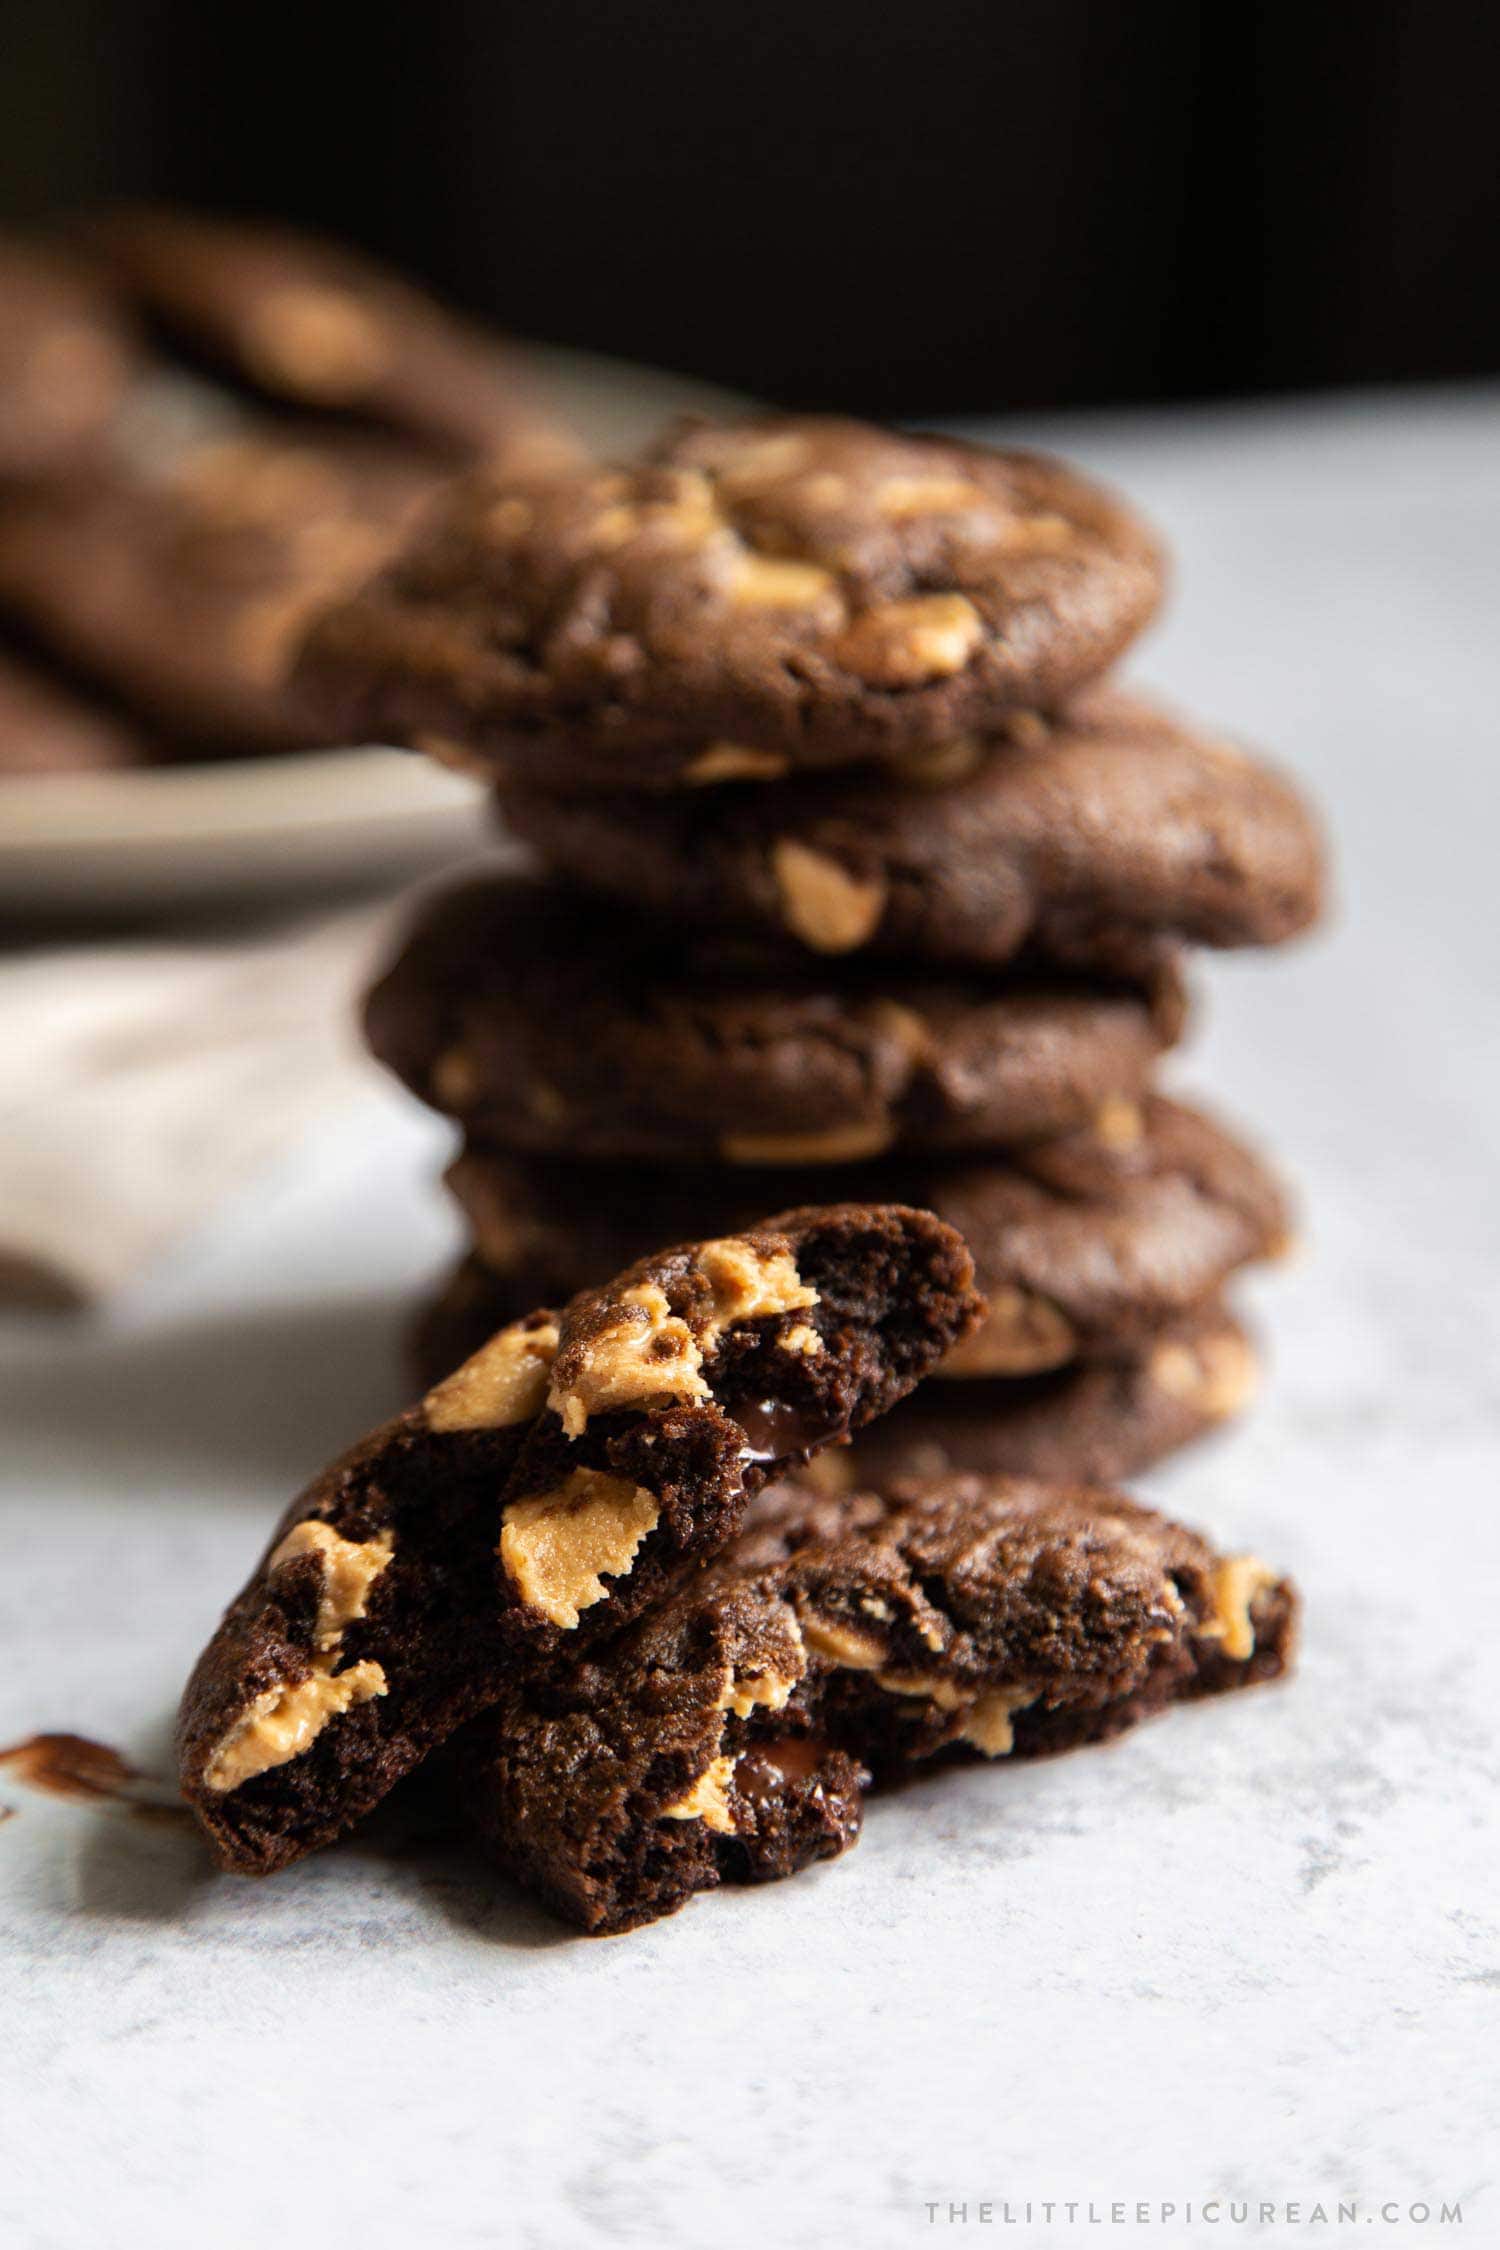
[
  {"left": 0, "top": 645, "right": 154, "bottom": 776},
  {"left": 0, "top": 378, "right": 447, "bottom": 753},
  {"left": 0, "top": 205, "right": 586, "bottom": 779},
  {"left": 87, "top": 205, "right": 578, "bottom": 468},
  {"left": 0, "top": 235, "right": 140, "bottom": 484}
]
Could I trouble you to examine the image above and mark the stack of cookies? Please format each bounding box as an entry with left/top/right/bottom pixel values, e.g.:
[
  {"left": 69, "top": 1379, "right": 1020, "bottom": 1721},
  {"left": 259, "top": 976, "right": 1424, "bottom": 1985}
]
[{"left": 304, "top": 414, "right": 1324, "bottom": 1489}]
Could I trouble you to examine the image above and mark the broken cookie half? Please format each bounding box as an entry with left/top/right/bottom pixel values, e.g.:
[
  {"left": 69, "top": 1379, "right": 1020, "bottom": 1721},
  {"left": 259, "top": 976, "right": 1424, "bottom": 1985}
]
[
  {"left": 177, "top": 1203, "right": 982, "bottom": 1874},
  {"left": 458, "top": 1473, "right": 1297, "bottom": 1933}
]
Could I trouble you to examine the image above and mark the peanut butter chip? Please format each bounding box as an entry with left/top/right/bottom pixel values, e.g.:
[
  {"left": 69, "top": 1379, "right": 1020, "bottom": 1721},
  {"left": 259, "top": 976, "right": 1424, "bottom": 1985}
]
[
  {"left": 432, "top": 1045, "right": 480, "bottom": 1109},
  {"left": 729, "top": 552, "right": 838, "bottom": 609},
  {"left": 958, "top": 1685, "right": 1037, "bottom": 1757},
  {"left": 695, "top": 1237, "right": 818, "bottom": 1344},
  {"left": 589, "top": 503, "right": 641, "bottom": 551},
  {"left": 800, "top": 1614, "right": 886, "bottom": 1670},
  {"left": 888, "top": 736, "right": 987, "bottom": 788},
  {"left": 833, "top": 594, "right": 984, "bottom": 685},
  {"left": 874, "top": 1669, "right": 969, "bottom": 1712},
  {"left": 1150, "top": 1331, "right": 1258, "bottom": 1420},
  {"left": 721, "top": 1121, "right": 897, "bottom": 1166},
  {"left": 1205, "top": 1555, "right": 1275, "bottom": 1662},
  {"left": 499, "top": 1469, "right": 659, "bottom": 1629},
  {"left": 202, "top": 1522, "right": 395, "bottom": 1792},
  {"left": 865, "top": 997, "right": 934, "bottom": 1063},
  {"left": 660, "top": 1755, "right": 737, "bottom": 1834},
  {"left": 548, "top": 1282, "right": 708, "bottom": 1438},
  {"left": 204, "top": 1668, "right": 388, "bottom": 1794},
  {"left": 424, "top": 1317, "right": 560, "bottom": 1432},
  {"left": 876, "top": 474, "right": 986, "bottom": 518},
  {"left": 1093, "top": 1095, "right": 1146, "bottom": 1151},
  {"left": 244, "top": 286, "right": 392, "bottom": 397},
  {"left": 546, "top": 1245, "right": 815, "bottom": 1438},
  {"left": 1003, "top": 710, "right": 1053, "bottom": 749},
  {"left": 771, "top": 839, "right": 889, "bottom": 953},
  {"left": 684, "top": 743, "right": 791, "bottom": 785},
  {"left": 870, "top": 1669, "right": 1034, "bottom": 1751},
  {"left": 719, "top": 1660, "right": 802, "bottom": 1721},
  {"left": 595, "top": 473, "right": 722, "bottom": 553},
  {"left": 717, "top": 432, "right": 811, "bottom": 489},
  {"left": 986, "top": 511, "right": 1075, "bottom": 554},
  {"left": 486, "top": 496, "right": 535, "bottom": 538},
  {"left": 940, "top": 1288, "right": 1077, "bottom": 1378},
  {"left": 719, "top": 1614, "right": 807, "bottom": 1720},
  {"left": 267, "top": 1521, "right": 394, "bottom": 1649}
]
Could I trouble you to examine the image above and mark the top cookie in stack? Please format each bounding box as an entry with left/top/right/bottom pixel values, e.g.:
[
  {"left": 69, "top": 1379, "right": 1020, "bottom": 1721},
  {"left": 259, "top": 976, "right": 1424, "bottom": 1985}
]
[
  {"left": 302, "top": 414, "right": 1325, "bottom": 1484},
  {"left": 301, "top": 415, "right": 1168, "bottom": 787}
]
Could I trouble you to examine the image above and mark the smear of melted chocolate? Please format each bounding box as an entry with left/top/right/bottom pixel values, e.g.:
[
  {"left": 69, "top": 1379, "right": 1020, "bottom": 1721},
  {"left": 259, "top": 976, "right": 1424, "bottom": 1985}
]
[
  {"left": 0, "top": 1732, "right": 188, "bottom": 1826},
  {"left": 735, "top": 1398, "right": 845, "bottom": 1464},
  {"left": 735, "top": 1734, "right": 831, "bottom": 1802}
]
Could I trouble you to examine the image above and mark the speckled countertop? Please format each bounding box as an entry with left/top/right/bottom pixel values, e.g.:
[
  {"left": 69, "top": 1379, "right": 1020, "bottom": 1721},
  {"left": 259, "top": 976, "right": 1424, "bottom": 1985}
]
[{"left": 2, "top": 389, "right": 1497, "bottom": 2250}]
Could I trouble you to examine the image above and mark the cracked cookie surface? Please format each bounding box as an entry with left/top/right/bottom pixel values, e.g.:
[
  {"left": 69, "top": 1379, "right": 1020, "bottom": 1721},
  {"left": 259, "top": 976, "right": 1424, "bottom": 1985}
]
[
  {"left": 503, "top": 687, "right": 1325, "bottom": 966},
  {"left": 297, "top": 414, "right": 1165, "bottom": 783},
  {"left": 365, "top": 874, "right": 1187, "bottom": 1162},
  {"left": 461, "top": 1471, "right": 1296, "bottom": 1931},
  {"left": 178, "top": 1204, "right": 980, "bottom": 1874}
]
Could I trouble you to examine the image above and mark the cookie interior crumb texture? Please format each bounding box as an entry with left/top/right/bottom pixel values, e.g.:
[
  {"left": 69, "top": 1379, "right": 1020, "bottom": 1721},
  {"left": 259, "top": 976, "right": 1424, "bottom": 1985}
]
[
  {"left": 462, "top": 1473, "right": 1298, "bottom": 1932},
  {"left": 177, "top": 1206, "right": 980, "bottom": 1874}
]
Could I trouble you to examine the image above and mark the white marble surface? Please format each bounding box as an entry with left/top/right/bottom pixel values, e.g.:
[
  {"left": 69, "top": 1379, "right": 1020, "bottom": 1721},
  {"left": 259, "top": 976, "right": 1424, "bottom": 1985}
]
[{"left": 2, "top": 389, "right": 1497, "bottom": 2250}]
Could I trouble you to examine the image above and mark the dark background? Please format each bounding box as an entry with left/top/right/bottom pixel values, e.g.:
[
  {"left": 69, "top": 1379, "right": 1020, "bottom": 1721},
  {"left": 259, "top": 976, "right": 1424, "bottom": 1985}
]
[{"left": 7, "top": 0, "right": 1499, "bottom": 416}]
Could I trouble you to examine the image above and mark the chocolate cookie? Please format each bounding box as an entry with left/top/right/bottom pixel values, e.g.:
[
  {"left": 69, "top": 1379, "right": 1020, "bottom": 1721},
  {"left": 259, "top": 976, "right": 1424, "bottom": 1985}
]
[
  {"left": 502, "top": 687, "right": 1325, "bottom": 964},
  {"left": 0, "top": 398, "right": 444, "bottom": 750},
  {"left": 462, "top": 1471, "right": 1296, "bottom": 1931},
  {"left": 817, "top": 1302, "right": 1261, "bottom": 1488},
  {"left": 365, "top": 875, "right": 1187, "bottom": 1163},
  {"left": 297, "top": 414, "right": 1165, "bottom": 785},
  {"left": 0, "top": 235, "right": 138, "bottom": 482},
  {"left": 442, "top": 1095, "right": 1289, "bottom": 1378},
  {"left": 0, "top": 647, "right": 152, "bottom": 775},
  {"left": 90, "top": 205, "right": 573, "bottom": 466},
  {"left": 414, "top": 1271, "right": 1257, "bottom": 1487},
  {"left": 178, "top": 1204, "right": 982, "bottom": 1874}
]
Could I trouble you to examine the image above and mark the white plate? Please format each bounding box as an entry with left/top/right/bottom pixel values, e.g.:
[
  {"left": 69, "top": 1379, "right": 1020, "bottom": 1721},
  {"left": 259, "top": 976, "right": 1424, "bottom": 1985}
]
[
  {"left": 0, "top": 347, "right": 747, "bottom": 915},
  {"left": 0, "top": 747, "right": 490, "bottom": 911}
]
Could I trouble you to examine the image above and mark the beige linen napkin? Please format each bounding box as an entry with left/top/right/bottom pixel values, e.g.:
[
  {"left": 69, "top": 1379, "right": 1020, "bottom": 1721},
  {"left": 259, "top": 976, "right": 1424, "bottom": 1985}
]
[{"left": 0, "top": 904, "right": 393, "bottom": 1307}]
